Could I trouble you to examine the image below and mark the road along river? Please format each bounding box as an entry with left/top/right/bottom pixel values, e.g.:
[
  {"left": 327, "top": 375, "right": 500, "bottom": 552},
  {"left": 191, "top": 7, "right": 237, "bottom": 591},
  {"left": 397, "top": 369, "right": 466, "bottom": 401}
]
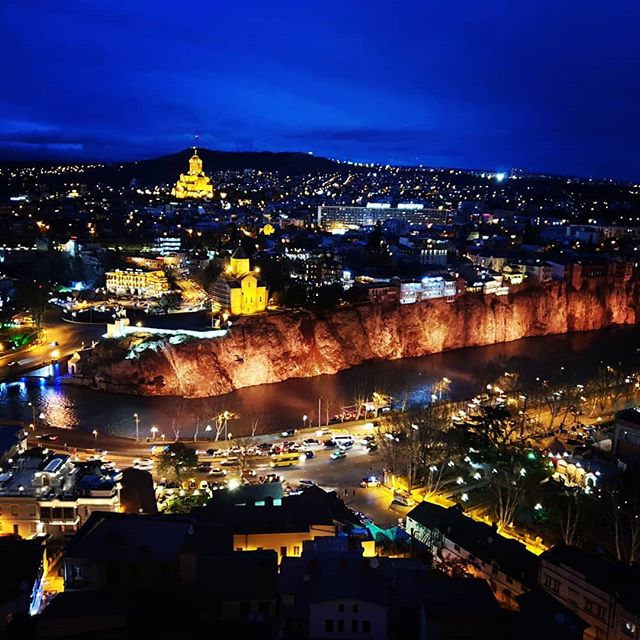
[{"left": 1, "top": 324, "right": 639, "bottom": 439}]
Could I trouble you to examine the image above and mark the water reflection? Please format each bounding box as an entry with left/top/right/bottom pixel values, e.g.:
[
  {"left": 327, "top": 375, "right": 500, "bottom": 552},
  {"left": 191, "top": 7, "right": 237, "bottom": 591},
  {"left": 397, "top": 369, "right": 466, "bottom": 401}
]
[{"left": 1, "top": 326, "right": 639, "bottom": 438}]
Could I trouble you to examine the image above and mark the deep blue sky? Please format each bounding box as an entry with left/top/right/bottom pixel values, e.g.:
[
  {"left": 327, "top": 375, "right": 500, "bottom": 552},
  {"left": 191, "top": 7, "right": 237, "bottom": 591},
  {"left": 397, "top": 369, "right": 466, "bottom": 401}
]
[{"left": 1, "top": 1, "right": 639, "bottom": 179}]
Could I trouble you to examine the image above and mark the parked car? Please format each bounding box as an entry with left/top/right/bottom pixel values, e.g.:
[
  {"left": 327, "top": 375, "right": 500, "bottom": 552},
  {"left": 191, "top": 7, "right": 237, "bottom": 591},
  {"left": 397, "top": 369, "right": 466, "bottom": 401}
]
[
  {"left": 360, "top": 476, "right": 381, "bottom": 488},
  {"left": 323, "top": 439, "right": 337, "bottom": 448},
  {"left": 133, "top": 457, "right": 153, "bottom": 470},
  {"left": 196, "top": 463, "right": 211, "bottom": 473},
  {"left": 303, "top": 450, "right": 315, "bottom": 459},
  {"left": 303, "top": 438, "right": 320, "bottom": 447},
  {"left": 281, "top": 429, "right": 296, "bottom": 437},
  {"left": 208, "top": 467, "right": 227, "bottom": 477},
  {"left": 330, "top": 450, "right": 347, "bottom": 461},
  {"left": 220, "top": 457, "right": 239, "bottom": 467},
  {"left": 392, "top": 490, "right": 415, "bottom": 507}
]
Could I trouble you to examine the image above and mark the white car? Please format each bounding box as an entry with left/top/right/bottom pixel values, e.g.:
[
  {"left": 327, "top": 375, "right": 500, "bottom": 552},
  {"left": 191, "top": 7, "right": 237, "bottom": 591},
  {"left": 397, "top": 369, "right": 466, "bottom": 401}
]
[{"left": 133, "top": 457, "right": 154, "bottom": 470}]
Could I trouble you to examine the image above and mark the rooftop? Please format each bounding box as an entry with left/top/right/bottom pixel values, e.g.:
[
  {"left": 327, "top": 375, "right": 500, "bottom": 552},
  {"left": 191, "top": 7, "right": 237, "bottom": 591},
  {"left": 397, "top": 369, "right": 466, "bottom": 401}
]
[
  {"left": 0, "top": 448, "right": 118, "bottom": 500},
  {"left": 64, "top": 512, "right": 194, "bottom": 562}
]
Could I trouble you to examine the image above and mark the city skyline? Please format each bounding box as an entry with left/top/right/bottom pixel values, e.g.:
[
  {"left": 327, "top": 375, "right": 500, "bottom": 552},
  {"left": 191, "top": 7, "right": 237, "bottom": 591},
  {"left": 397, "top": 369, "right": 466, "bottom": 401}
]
[{"left": 1, "top": 0, "right": 639, "bottom": 181}]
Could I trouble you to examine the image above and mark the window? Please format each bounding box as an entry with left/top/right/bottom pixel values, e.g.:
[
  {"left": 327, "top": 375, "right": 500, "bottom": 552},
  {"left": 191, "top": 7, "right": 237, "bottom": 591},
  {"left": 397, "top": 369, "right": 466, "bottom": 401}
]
[
  {"left": 280, "top": 546, "right": 287, "bottom": 557},
  {"left": 337, "top": 620, "right": 344, "bottom": 633},
  {"left": 453, "top": 544, "right": 460, "bottom": 552},
  {"left": 363, "top": 620, "right": 371, "bottom": 634},
  {"left": 353, "top": 604, "right": 359, "bottom": 613},
  {"left": 543, "top": 574, "right": 560, "bottom": 593},
  {"left": 11, "top": 505, "right": 18, "bottom": 516},
  {"left": 239, "top": 601, "right": 251, "bottom": 616},
  {"left": 325, "top": 619, "right": 334, "bottom": 632},
  {"left": 338, "top": 604, "right": 345, "bottom": 613},
  {"left": 352, "top": 620, "right": 359, "bottom": 633},
  {"left": 506, "top": 576, "right": 513, "bottom": 584},
  {"left": 13, "top": 524, "right": 19, "bottom": 536},
  {"left": 293, "top": 545, "right": 300, "bottom": 555},
  {"left": 258, "top": 601, "right": 270, "bottom": 616},
  {"left": 73, "top": 565, "right": 83, "bottom": 580},
  {"left": 584, "top": 598, "right": 605, "bottom": 620}
]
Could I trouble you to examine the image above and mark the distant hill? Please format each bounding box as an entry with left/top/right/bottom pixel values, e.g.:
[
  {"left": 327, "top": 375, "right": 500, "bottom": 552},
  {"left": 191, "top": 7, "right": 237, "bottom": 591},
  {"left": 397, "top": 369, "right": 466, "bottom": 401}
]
[{"left": 90, "top": 148, "right": 346, "bottom": 186}]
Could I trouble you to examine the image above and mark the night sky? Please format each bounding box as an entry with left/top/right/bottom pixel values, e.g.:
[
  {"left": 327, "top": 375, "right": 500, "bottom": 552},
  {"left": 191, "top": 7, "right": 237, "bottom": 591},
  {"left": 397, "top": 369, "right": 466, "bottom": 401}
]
[{"left": 1, "top": 0, "right": 639, "bottom": 179}]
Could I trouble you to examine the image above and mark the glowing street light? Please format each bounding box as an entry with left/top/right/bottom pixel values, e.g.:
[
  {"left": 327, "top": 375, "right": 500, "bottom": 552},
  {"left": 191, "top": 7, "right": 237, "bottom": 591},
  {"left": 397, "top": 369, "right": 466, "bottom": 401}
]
[
  {"left": 151, "top": 426, "right": 158, "bottom": 441},
  {"left": 133, "top": 413, "right": 140, "bottom": 443},
  {"left": 92, "top": 429, "right": 98, "bottom": 449}
]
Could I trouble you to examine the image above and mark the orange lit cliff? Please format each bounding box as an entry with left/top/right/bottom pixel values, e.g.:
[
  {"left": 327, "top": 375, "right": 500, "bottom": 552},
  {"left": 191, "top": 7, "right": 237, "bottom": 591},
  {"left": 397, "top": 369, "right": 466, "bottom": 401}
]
[{"left": 78, "top": 282, "right": 640, "bottom": 398}]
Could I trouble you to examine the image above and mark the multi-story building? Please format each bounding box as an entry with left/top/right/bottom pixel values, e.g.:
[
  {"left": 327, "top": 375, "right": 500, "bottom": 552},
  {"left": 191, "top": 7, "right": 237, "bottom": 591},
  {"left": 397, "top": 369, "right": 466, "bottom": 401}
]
[
  {"left": 284, "top": 248, "right": 343, "bottom": 286},
  {"left": 539, "top": 545, "right": 640, "bottom": 640},
  {"left": 105, "top": 269, "right": 169, "bottom": 297},
  {"left": 398, "top": 275, "right": 457, "bottom": 304},
  {"left": 0, "top": 449, "right": 121, "bottom": 539},
  {"left": 613, "top": 408, "right": 640, "bottom": 464},
  {"left": 317, "top": 204, "right": 451, "bottom": 230},
  {"left": 153, "top": 235, "right": 182, "bottom": 256},
  {"left": 193, "top": 493, "right": 337, "bottom": 564},
  {"left": 406, "top": 502, "right": 538, "bottom": 610}
]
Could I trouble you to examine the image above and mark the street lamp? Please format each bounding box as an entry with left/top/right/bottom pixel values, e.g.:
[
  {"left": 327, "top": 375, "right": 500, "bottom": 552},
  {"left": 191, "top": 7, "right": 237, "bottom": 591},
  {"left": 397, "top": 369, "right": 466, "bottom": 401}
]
[
  {"left": 205, "top": 424, "right": 212, "bottom": 439},
  {"left": 151, "top": 426, "right": 158, "bottom": 442},
  {"left": 133, "top": 413, "right": 140, "bottom": 443},
  {"left": 28, "top": 402, "right": 36, "bottom": 432},
  {"left": 92, "top": 429, "right": 98, "bottom": 450},
  {"left": 303, "top": 414, "right": 308, "bottom": 429}
]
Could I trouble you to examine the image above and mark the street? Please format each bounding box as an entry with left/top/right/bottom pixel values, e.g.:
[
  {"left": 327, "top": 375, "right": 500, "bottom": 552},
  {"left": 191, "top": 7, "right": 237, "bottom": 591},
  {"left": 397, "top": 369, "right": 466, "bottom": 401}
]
[{"left": 0, "top": 311, "right": 104, "bottom": 379}]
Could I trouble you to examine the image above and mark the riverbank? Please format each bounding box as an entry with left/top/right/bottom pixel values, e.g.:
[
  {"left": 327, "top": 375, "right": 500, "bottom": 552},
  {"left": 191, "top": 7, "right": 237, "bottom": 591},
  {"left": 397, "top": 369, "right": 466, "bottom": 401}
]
[{"left": 77, "top": 280, "right": 640, "bottom": 398}]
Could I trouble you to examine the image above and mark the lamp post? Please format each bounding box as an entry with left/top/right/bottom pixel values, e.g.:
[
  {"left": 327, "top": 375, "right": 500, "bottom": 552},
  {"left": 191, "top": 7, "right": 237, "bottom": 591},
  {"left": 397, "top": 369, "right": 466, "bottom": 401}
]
[
  {"left": 133, "top": 413, "right": 140, "bottom": 443},
  {"left": 151, "top": 427, "right": 158, "bottom": 442},
  {"left": 318, "top": 397, "right": 322, "bottom": 429},
  {"left": 303, "top": 414, "right": 308, "bottom": 429},
  {"left": 92, "top": 429, "right": 98, "bottom": 450},
  {"left": 205, "top": 424, "right": 212, "bottom": 440},
  {"left": 28, "top": 402, "right": 36, "bottom": 433}
]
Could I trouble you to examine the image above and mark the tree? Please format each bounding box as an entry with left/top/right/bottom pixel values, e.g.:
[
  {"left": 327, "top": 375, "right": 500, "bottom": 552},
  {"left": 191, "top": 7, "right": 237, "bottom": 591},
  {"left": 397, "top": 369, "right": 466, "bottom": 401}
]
[
  {"left": 235, "top": 419, "right": 261, "bottom": 480},
  {"left": 553, "top": 488, "right": 585, "bottom": 547},
  {"left": 156, "top": 292, "right": 182, "bottom": 314},
  {"left": 489, "top": 466, "right": 525, "bottom": 531},
  {"left": 378, "top": 403, "right": 457, "bottom": 491},
  {"left": 603, "top": 469, "right": 640, "bottom": 565},
  {"left": 157, "top": 442, "right": 198, "bottom": 480}
]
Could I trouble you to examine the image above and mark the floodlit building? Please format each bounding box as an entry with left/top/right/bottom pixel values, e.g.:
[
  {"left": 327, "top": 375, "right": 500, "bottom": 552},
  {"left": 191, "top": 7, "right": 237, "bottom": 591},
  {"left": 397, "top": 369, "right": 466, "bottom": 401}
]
[
  {"left": 171, "top": 149, "right": 214, "bottom": 199},
  {"left": 406, "top": 502, "right": 538, "bottom": 610},
  {"left": 318, "top": 203, "right": 451, "bottom": 230},
  {"left": 105, "top": 269, "right": 169, "bottom": 297},
  {"left": 210, "top": 246, "right": 268, "bottom": 315},
  {"left": 0, "top": 449, "right": 121, "bottom": 539}
]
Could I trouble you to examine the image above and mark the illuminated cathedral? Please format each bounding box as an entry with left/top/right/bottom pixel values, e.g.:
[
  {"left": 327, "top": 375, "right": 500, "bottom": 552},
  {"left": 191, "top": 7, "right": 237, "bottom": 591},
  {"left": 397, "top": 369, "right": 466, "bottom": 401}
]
[{"left": 171, "top": 148, "right": 214, "bottom": 199}]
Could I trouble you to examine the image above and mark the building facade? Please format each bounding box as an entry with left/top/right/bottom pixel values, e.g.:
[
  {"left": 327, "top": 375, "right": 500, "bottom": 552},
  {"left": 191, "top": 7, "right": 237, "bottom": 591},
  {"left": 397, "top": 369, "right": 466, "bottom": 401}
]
[
  {"left": 105, "top": 269, "right": 169, "bottom": 297},
  {"left": 210, "top": 247, "right": 268, "bottom": 315},
  {"left": 0, "top": 450, "right": 121, "bottom": 539},
  {"left": 318, "top": 204, "right": 450, "bottom": 230}
]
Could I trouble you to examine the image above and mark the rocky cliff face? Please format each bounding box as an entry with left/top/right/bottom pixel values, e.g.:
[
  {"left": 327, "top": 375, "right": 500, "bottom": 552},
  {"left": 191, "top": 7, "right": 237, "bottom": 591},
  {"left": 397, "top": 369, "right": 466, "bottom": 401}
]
[{"left": 79, "top": 282, "right": 640, "bottom": 398}]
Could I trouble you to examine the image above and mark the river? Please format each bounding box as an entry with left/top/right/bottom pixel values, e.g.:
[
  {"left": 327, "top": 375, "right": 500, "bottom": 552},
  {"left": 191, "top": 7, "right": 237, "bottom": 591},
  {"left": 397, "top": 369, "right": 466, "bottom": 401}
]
[{"left": 1, "top": 326, "right": 640, "bottom": 439}]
